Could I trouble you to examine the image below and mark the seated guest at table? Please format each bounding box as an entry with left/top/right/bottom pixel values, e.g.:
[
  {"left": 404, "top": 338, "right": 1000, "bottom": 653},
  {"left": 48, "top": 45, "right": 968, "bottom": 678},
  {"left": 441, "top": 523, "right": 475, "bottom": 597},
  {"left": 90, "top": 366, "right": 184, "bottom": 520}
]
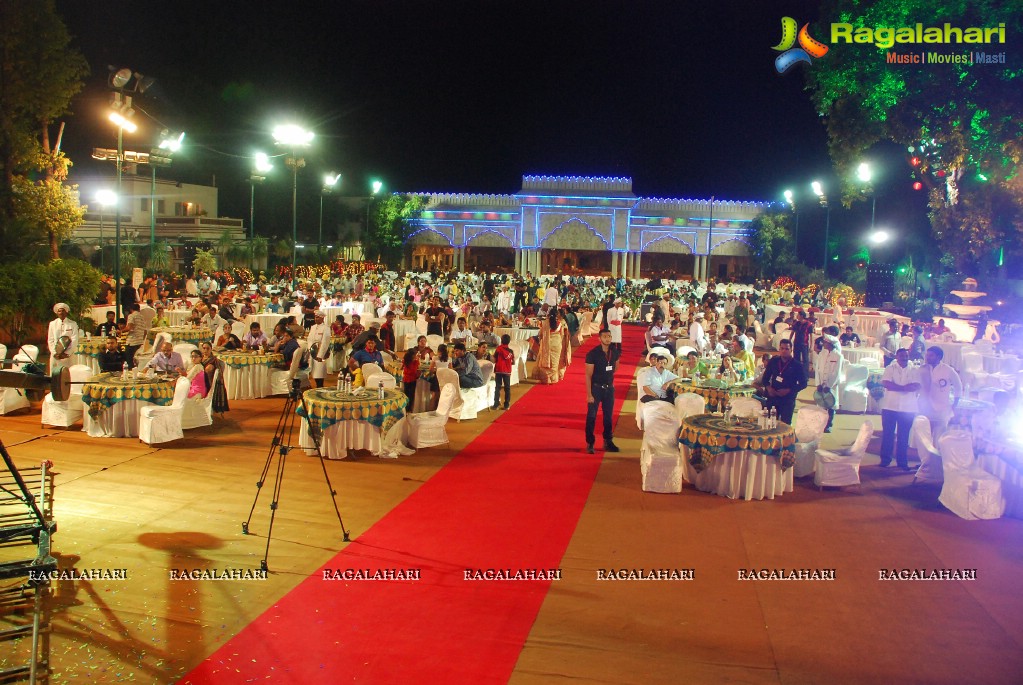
[
  {"left": 242, "top": 322, "right": 268, "bottom": 351},
  {"left": 752, "top": 352, "right": 770, "bottom": 386},
  {"left": 401, "top": 301, "right": 419, "bottom": 320},
  {"left": 768, "top": 312, "right": 786, "bottom": 335},
  {"left": 475, "top": 341, "right": 493, "bottom": 362},
  {"left": 918, "top": 345, "right": 962, "bottom": 441},
  {"left": 739, "top": 327, "right": 755, "bottom": 353},
  {"left": 451, "top": 342, "right": 484, "bottom": 389},
  {"left": 879, "top": 348, "right": 919, "bottom": 469},
  {"left": 721, "top": 339, "right": 755, "bottom": 379},
  {"left": 840, "top": 326, "right": 861, "bottom": 347},
  {"left": 186, "top": 350, "right": 208, "bottom": 398},
  {"left": 267, "top": 322, "right": 286, "bottom": 350},
  {"left": 449, "top": 317, "right": 473, "bottom": 343},
  {"left": 432, "top": 344, "right": 451, "bottom": 371},
  {"left": 152, "top": 304, "right": 170, "bottom": 329},
  {"left": 640, "top": 352, "right": 678, "bottom": 403},
  {"left": 909, "top": 326, "right": 926, "bottom": 362},
  {"left": 145, "top": 341, "right": 186, "bottom": 374},
  {"left": 215, "top": 322, "right": 243, "bottom": 351},
  {"left": 476, "top": 321, "right": 500, "bottom": 349},
  {"left": 95, "top": 310, "right": 118, "bottom": 337},
  {"left": 379, "top": 311, "right": 397, "bottom": 352},
  {"left": 188, "top": 308, "right": 203, "bottom": 328},
  {"left": 352, "top": 337, "right": 384, "bottom": 367},
  {"left": 331, "top": 314, "right": 348, "bottom": 338},
  {"left": 202, "top": 305, "right": 226, "bottom": 332},
  {"left": 274, "top": 328, "right": 305, "bottom": 371},
  {"left": 99, "top": 335, "right": 125, "bottom": 372},
  {"left": 239, "top": 298, "right": 256, "bottom": 318},
  {"left": 755, "top": 339, "right": 807, "bottom": 425},
  {"left": 199, "top": 341, "right": 229, "bottom": 414},
  {"left": 344, "top": 314, "right": 365, "bottom": 343},
  {"left": 351, "top": 323, "right": 381, "bottom": 352},
  {"left": 285, "top": 316, "right": 304, "bottom": 339},
  {"left": 265, "top": 295, "right": 283, "bottom": 314},
  {"left": 342, "top": 357, "right": 365, "bottom": 388},
  {"left": 648, "top": 318, "right": 674, "bottom": 354}
]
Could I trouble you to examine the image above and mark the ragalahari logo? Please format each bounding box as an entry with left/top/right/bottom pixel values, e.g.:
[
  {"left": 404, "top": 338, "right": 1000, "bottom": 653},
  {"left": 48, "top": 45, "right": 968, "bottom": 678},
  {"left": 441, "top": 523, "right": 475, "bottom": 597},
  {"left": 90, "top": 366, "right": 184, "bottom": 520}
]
[{"left": 773, "top": 17, "right": 829, "bottom": 73}]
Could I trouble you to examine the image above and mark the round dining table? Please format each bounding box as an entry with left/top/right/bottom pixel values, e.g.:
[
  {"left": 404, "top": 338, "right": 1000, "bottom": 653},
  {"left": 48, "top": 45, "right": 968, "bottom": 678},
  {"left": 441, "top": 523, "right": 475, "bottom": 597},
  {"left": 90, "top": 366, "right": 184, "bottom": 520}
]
[
  {"left": 81, "top": 371, "right": 176, "bottom": 437},
  {"left": 73, "top": 336, "right": 108, "bottom": 373},
  {"left": 672, "top": 379, "right": 756, "bottom": 413},
  {"left": 219, "top": 350, "right": 284, "bottom": 400},
  {"left": 148, "top": 326, "right": 215, "bottom": 346},
  {"left": 296, "top": 387, "right": 410, "bottom": 459},
  {"left": 678, "top": 413, "right": 796, "bottom": 500}
]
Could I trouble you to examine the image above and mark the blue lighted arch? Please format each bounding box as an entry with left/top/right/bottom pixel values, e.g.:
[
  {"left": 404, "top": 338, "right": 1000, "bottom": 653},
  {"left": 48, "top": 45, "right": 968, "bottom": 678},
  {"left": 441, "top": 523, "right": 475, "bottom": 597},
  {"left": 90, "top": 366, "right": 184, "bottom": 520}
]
[
  {"left": 641, "top": 234, "right": 694, "bottom": 253},
  {"left": 408, "top": 226, "right": 455, "bottom": 246},
  {"left": 464, "top": 227, "right": 514, "bottom": 248},
  {"left": 540, "top": 217, "right": 611, "bottom": 249}
]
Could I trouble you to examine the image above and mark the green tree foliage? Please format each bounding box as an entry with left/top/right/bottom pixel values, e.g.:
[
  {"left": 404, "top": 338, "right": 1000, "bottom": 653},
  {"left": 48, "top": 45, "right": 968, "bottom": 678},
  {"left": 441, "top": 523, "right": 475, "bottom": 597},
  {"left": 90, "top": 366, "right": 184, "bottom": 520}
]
[
  {"left": 744, "top": 209, "right": 796, "bottom": 278},
  {"left": 364, "top": 194, "right": 427, "bottom": 267},
  {"left": 146, "top": 240, "right": 172, "bottom": 273},
  {"left": 928, "top": 180, "right": 1023, "bottom": 273},
  {"left": 0, "top": 259, "right": 100, "bottom": 345},
  {"left": 192, "top": 248, "right": 218, "bottom": 274},
  {"left": 0, "top": 0, "right": 89, "bottom": 260}
]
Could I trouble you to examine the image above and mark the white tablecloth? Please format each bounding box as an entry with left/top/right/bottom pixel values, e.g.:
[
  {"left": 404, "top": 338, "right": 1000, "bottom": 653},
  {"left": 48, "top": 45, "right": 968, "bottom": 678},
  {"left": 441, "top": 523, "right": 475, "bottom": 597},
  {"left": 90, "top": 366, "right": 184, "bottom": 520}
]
[
  {"left": 298, "top": 416, "right": 381, "bottom": 459},
  {"left": 223, "top": 364, "right": 274, "bottom": 400},
  {"left": 843, "top": 347, "right": 885, "bottom": 366},
  {"left": 681, "top": 448, "right": 794, "bottom": 501},
  {"left": 977, "top": 452, "right": 1023, "bottom": 519},
  {"left": 394, "top": 320, "right": 418, "bottom": 351},
  {"left": 246, "top": 313, "right": 288, "bottom": 332},
  {"left": 82, "top": 399, "right": 150, "bottom": 438},
  {"left": 495, "top": 327, "right": 539, "bottom": 342},
  {"left": 982, "top": 354, "right": 1020, "bottom": 375},
  {"left": 165, "top": 310, "right": 194, "bottom": 326}
]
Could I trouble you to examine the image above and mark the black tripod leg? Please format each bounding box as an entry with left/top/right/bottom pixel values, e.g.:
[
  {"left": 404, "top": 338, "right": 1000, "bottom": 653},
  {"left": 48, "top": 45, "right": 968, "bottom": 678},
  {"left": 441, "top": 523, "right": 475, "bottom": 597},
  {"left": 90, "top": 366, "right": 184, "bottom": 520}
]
[
  {"left": 242, "top": 393, "right": 296, "bottom": 535},
  {"left": 298, "top": 393, "right": 350, "bottom": 542}
]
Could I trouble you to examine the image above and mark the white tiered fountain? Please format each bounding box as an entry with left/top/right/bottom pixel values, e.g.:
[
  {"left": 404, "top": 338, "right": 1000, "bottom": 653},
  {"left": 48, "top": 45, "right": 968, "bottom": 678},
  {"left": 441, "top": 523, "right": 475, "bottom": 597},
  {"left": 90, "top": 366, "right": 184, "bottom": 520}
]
[{"left": 941, "top": 277, "right": 997, "bottom": 341}]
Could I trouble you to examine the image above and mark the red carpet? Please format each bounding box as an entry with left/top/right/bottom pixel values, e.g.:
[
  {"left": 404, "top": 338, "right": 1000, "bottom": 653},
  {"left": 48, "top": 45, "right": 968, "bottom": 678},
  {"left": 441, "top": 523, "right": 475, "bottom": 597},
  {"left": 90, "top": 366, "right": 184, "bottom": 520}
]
[{"left": 181, "top": 326, "right": 644, "bottom": 684}]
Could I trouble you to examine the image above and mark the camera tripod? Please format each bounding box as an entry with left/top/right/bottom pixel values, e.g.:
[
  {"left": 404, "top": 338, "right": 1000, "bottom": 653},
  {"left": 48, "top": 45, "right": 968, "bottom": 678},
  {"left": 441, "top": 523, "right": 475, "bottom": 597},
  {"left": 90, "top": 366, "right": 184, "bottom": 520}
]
[{"left": 242, "top": 378, "right": 349, "bottom": 571}]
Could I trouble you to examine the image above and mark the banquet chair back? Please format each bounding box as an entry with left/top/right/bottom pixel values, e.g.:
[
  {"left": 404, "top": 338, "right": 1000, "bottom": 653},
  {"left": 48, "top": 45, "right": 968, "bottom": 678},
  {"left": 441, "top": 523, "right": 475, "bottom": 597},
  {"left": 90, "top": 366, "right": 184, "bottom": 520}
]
[
  {"left": 361, "top": 362, "right": 383, "bottom": 379},
  {"left": 404, "top": 333, "right": 420, "bottom": 352},
  {"left": 859, "top": 357, "right": 881, "bottom": 369},
  {"left": 814, "top": 420, "right": 873, "bottom": 490},
  {"left": 0, "top": 344, "right": 6, "bottom": 368},
  {"left": 973, "top": 339, "right": 994, "bottom": 354},
  {"left": 435, "top": 367, "right": 464, "bottom": 419},
  {"left": 40, "top": 363, "right": 93, "bottom": 427},
  {"left": 269, "top": 343, "right": 310, "bottom": 395},
  {"left": 182, "top": 369, "right": 218, "bottom": 430},
  {"left": 793, "top": 406, "right": 829, "bottom": 477},
  {"left": 960, "top": 352, "right": 991, "bottom": 388},
  {"left": 839, "top": 363, "right": 869, "bottom": 414},
  {"left": 899, "top": 336, "right": 914, "bottom": 349},
  {"left": 478, "top": 360, "right": 495, "bottom": 386},
  {"left": 937, "top": 430, "right": 1005, "bottom": 520},
  {"left": 728, "top": 397, "right": 762, "bottom": 418},
  {"left": 138, "top": 376, "right": 191, "bottom": 445},
  {"left": 174, "top": 343, "right": 198, "bottom": 359},
  {"left": 640, "top": 400, "right": 684, "bottom": 493},
  {"left": 365, "top": 373, "right": 397, "bottom": 389},
  {"left": 508, "top": 340, "right": 528, "bottom": 385},
  {"left": 415, "top": 317, "right": 428, "bottom": 335},
  {"left": 137, "top": 332, "right": 172, "bottom": 369},
  {"left": 15, "top": 344, "right": 39, "bottom": 365},
  {"left": 675, "top": 345, "right": 696, "bottom": 359},
  {"left": 139, "top": 307, "right": 157, "bottom": 330},
  {"left": 406, "top": 384, "right": 457, "bottom": 449},
  {"left": 910, "top": 415, "right": 943, "bottom": 484},
  {"left": 426, "top": 334, "right": 444, "bottom": 351},
  {"left": 674, "top": 392, "right": 706, "bottom": 423}
]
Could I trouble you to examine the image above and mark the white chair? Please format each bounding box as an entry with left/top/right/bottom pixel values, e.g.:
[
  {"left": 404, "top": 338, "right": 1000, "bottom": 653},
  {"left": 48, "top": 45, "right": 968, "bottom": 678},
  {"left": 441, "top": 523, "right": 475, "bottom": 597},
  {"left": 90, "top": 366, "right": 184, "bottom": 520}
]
[
  {"left": 814, "top": 420, "right": 873, "bottom": 490},
  {"left": 0, "top": 343, "right": 33, "bottom": 414},
  {"left": 675, "top": 345, "right": 696, "bottom": 359},
  {"left": 138, "top": 377, "right": 191, "bottom": 445},
  {"left": 859, "top": 357, "right": 881, "bottom": 370},
  {"left": 365, "top": 373, "right": 397, "bottom": 389},
  {"left": 14, "top": 344, "right": 39, "bottom": 368},
  {"left": 792, "top": 406, "right": 829, "bottom": 478},
  {"left": 40, "top": 363, "right": 93, "bottom": 427},
  {"left": 674, "top": 392, "right": 706, "bottom": 423},
  {"left": 640, "top": 401, "right": 683, "bottom": 493},
  {"left": 415, "top": 316, "right": 428, "bottom": 335},
  {"left": 406, "top": 384, "right": 457, "bottom": 448},
  {"left": 269, "top": 343, "right": 310, "bottom": 395},
  {"left": 839, "top": 364, "right": 869, "bottom": 414},
  {"left": 139, "top": 307, "right": 157, "bottom": 333},
  {"left": 360, "top": 362, "right": 383, "bottom": 380},
  {"left": 426, "top": 334, "right": 444, "bottom": 350},
  {"left": 0, "top": 344, "right": 6, "bottom": 368},
  {"left": 937, "top": 431, "right": 1005, "bottom": 520},
  {"left": 899, "top": 336, "right": 914, "bottom": 350},
  {"left": 137, "top": 332, "right": 172, "bottom": 370},
  {"left": 960, "top": 352, "right": 992, "bottom": 389},
  {"left": 508, "top": 340, "right": 528, "bottom": 386},
  {"left": 909, "top": 415, "right": 943, "bottom": 484},
  {"left": 173, "top": 343, "right": 198, "bottom": 359},
  {"left": 973, "top": 339, "right": 994, "bottom": 354},
  {"left": 728, "top": 396, "right": 763, "bottom": 418},
  {"left": 435, "top": 368, "right": 464, "bottom": 420},
  {"left": 182, "top": 369, "right": 218, "bottom": 429}
]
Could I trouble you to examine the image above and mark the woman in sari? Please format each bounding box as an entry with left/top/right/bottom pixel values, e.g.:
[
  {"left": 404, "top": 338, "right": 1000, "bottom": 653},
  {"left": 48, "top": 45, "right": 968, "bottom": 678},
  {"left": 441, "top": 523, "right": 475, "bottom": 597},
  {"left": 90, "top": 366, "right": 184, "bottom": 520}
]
[
  {"left": 199, "top": 341, "right": 229, "bottom": 415},
  {"left": 534, "top": 310, "right": 572, "bottom": 384}
]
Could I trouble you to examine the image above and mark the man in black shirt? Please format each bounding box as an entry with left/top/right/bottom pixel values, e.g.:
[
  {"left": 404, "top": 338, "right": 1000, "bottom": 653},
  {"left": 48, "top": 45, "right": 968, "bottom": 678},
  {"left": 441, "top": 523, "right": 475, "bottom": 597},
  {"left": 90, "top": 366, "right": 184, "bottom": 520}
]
[
  {"left": 98, "top": 336, "right": 125, "bottom": 372},
  {"left": 584, "top": 329, "right": 621, "bottom": 454},
  {"left": 755, "top": 339, "right": 807, "bottom": 424},
  {"left": 95, "top": 311, "right": 118, "bottom": 337},
  {"left": 301, "top": 289, "right": 319, "bottom": 330},
  {"left": 425, "top": 297, "right": 445, "bottom": 337}
]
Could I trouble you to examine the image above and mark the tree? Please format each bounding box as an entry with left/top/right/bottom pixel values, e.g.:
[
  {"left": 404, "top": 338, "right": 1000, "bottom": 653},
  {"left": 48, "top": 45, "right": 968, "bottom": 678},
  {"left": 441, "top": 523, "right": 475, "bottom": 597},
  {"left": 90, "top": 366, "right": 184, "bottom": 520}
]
[
  {"left": 364, "top": 194, "right": 427, "bottom": 267},
  {"left": 146, "top": 240, "right": 172, "bottom": 273},
  {"left": 0, "top": 0, "right": 89, "bottom": 260},
  {"left": 744, "top": 209, "right": 795, "bottom": 279},
  {"left": 805, "top": 1, "right": 1023, "bottom": 272},
  {"left": 192, "top": 248, "right": 217, "bottom": 275}
]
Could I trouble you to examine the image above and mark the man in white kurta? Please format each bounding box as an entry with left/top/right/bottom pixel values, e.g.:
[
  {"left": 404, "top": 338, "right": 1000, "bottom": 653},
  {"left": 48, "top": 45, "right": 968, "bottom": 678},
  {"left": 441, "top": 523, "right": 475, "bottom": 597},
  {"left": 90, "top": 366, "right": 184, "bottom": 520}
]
[
  {"left": 496, "top": 286, "right": 513, "bottom": 315},
  {"left": 814, "top": 335, "right": 844, "bottom": 432},
  {"left": 918, "top": 345, "right": 962, "bottom": 440},
  {"left": 688, "top": 312, "right": 707, "bottom": 353},
  {"left": 880, "top": 348, "right": 920, "bottom": 469},
  {"left": 306, "top": 311, "right": 332, "bottom": 388},
  {"left": 47, "top": 303, "right": 79, "bottom": 374}
]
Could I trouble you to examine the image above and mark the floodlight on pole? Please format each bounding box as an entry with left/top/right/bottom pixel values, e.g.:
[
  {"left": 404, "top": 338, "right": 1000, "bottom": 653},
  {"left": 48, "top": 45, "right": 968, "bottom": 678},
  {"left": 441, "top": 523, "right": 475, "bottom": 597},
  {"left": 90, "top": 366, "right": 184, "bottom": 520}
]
[
  {"left": 95, "top": 190, "right": 117, "bottom": 271},
  {"left": 783, "top": 189, "right": 798, "bottom": 261},
  {"left": 869, "top": 230, "right": 890, "bottom": 245},
  {"left": 366, "top": 180, "right": 384, "bottom": 254},
  {"left": 811, "top": 180, "right": 831, "bottom": 275},
  {"left": 857, "top": 162, "right": 872, "bottom": 183},
  {"left": 250, "top": 151, "right": 273, "bottom": 253},
  {"left": 272, "top": 125, "right": 313, "bottom": 290},
  {"left": 319, "top": 173, "right": 342, "bottom": 252}
]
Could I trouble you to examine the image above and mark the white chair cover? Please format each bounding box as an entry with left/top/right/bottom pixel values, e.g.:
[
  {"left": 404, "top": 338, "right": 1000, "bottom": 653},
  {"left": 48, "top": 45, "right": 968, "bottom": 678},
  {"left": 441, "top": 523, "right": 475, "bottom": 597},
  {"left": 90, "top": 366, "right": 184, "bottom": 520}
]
[
  {"left": 960, "top": 352, "right": 992, "bottom": 389},
  {"left": 909, "top": 415, "right": 943, "bottom": 483},
  {"left": 182, "top": 369, "right": 218, "bottom": 429},
  {"left": 415, "top": 317, "right": 428, "bottom": 335},
  {"left": 15, "top": 344, "right": 39, "bottom": 365},
  {"left": 137, "top": 332, "right": 172, "bottom": 370},
  {"left": 640, "top": 401, "right": 683, "bottom": 493},
  {"left": 360, "top": 362, "right": 383, "bottom": 379},
  {"left": 407, "top": 384, "right": 457, "bottom": 448},
  {"left": 138, "top": 376, "right": 190, "bottom": 445},
  {"left": 675, "top": 345, "right": 696, "bottom": 359},
  {"left": 729, "top": 397, "right": 763, "bottom": 418},
  {"left": 0, "top": 344, "right": 6, "bottom": 368},
  {"left": 508, "top": 340, "right": 528, "bottom": 386},
  {"left": 426, "top": 334, "right": 444, "bottom": 350},
  {"left": 40, "top": 363, "right": 92, "bottom": 427},
  {"left": 269, "top": 344, "right": 310, "bottom": 395},
  {"left": 436, "top": 368, "right": 464, "bottom": 419},
  {"left": 937, "top": 431, "right": 1005, "bottom": 520},
  {"left": 814, "top": 420, "right": 873, "bottom": 489},
  {"left": 365, "top": 373, "right": 397, "bottom": 389},
  {"left": 839, "top": 364, "right": 869, "bottom": 414},
  {"left": 173, "top": 343, "right": 198, "bottom": 359},
  {"left": 674, "top": 392, "right": 706, "bottom": 423},
  {"left": 792, "top": 406, "right": 829, "bottom": 478}
]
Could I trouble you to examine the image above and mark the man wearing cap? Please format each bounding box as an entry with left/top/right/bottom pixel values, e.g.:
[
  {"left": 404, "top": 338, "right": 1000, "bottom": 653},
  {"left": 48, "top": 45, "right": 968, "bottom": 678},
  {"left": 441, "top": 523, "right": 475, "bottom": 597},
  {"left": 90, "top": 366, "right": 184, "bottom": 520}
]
[
  {"left": 606, "top": 297, "right": 625, "bottom": 353},
  {"left": 814, "top": 333, "right": 844, "bottom": 432},
  {"left": 689, "top": 311, "right": 708, "bottom": 353},
  {"left": 307, "top": 311, "right": 331, "bottom": 387},
  {"left": 47, "top": 303, "right": 80, "bottom": 374}
]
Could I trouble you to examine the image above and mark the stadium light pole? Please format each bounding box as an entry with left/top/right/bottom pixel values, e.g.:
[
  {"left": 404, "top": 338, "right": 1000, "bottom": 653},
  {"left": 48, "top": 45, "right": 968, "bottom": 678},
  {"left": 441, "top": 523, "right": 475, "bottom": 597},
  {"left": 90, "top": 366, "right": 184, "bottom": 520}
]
[{"left": 273, "top": 125, "right": 313, "bottom": 292}]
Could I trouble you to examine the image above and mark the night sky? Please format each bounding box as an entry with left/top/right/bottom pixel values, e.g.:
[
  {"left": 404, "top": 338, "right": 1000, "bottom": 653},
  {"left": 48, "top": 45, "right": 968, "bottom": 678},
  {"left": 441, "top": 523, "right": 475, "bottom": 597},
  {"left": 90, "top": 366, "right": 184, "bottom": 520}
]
[{"left": 54, "top": 0, "right": 930, "bottom": 265}]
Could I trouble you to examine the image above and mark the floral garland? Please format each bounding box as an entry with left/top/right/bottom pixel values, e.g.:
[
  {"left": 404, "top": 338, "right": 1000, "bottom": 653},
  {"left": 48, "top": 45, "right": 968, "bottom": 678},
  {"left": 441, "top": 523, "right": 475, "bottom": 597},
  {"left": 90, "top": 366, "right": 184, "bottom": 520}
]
[{"left": 824, "top": 283, "right": 864, "bottom": 308}]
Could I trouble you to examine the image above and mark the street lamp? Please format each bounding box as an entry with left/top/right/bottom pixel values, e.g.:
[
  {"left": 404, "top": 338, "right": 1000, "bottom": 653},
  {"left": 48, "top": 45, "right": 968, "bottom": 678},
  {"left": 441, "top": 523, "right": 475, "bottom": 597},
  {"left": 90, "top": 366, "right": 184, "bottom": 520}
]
[
  {"left": 857, "top": 161, "right": 877, "bottom": 230},
  {"left": 249, "top": 151, "right": 273, "bottom": 240},
  {"left": 95, "top": 190, "right": 117, "bottom": 271},
  {"left": 365, "top": 179, "right": 384, "bottom": 260},
  {"left": 272, "top": 124, "right": 313, "bottom": 291},
  {"left": 811, "top": 180, "right": 831, "bottom": 275},
  {"left": 320, "top": 172, "right": 341, "bottom": 256},
  {"left": 148, "top": 130, "right": 184, "bottom": 257},
  {"left": 783, "top": 189, "right": 798, "bottom": 261}
]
